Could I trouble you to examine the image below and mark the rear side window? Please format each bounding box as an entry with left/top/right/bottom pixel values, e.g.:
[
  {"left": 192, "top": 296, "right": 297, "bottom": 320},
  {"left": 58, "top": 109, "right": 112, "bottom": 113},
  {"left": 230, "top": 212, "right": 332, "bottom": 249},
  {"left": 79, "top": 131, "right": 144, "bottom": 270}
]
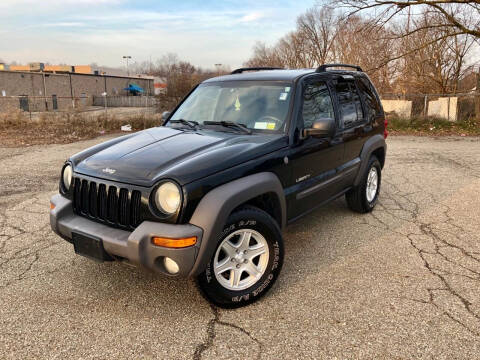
[
  {"left": 301, "top": 81, "right": 334, "bottom": 129},
  {"left": 334, "top": 79, "right": 364, "bottom": 128},
  {"left": 357, "top": 77, "right": 382, "bottom": 119}
]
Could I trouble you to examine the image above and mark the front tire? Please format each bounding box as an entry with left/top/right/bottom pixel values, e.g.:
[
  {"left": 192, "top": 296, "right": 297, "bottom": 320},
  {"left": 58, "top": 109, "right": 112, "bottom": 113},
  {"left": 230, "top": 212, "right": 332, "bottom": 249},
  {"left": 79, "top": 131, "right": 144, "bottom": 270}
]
[
  {"left": 346, "top": 155, "right": 381, "bottom": 213},
  {"left": 196, "top": 206, "right": 284, "bottom": 308}
]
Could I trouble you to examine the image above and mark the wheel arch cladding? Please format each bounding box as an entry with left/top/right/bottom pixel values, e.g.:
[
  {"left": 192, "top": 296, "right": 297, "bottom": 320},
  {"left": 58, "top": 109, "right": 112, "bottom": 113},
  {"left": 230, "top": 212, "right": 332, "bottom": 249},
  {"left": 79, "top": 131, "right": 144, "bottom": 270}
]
[
  {"left": 354, "top": 134, "right": 386, "bottom": 187},
  {"left": 188, "top": 172, "right": 286, "bottom": 277}
]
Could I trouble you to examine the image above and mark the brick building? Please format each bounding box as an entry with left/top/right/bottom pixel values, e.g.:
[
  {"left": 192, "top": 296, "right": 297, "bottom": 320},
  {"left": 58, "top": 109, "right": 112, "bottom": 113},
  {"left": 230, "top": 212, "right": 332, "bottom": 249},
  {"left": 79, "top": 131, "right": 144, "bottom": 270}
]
[{"left": 0, "top": 70, "right": 154, "bottom": 111}]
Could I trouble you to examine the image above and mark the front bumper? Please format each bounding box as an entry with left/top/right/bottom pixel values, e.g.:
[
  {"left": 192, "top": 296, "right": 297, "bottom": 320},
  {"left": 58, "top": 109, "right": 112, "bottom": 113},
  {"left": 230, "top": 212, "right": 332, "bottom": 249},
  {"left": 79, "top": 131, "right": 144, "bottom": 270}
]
[{"left": 50, "top": 194, "right": 203, "bottom": 277}]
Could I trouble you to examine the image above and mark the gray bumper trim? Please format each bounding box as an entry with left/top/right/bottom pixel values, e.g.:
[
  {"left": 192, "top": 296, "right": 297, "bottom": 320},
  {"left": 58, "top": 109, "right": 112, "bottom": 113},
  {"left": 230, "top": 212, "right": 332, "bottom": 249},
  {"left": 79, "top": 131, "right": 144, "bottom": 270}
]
[{"left": 50, "top": 194, "right": 203, "bottom": 277}]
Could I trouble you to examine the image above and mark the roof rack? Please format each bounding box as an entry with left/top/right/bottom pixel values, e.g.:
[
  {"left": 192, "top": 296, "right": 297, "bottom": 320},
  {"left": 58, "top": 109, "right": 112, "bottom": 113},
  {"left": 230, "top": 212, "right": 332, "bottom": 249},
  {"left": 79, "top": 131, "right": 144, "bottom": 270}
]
[
  {"left": 231, "top": 67, "right": 283, "bottom": 74},
  {"left": 316, "top": 64, "right": 363, "bottom": 73}
]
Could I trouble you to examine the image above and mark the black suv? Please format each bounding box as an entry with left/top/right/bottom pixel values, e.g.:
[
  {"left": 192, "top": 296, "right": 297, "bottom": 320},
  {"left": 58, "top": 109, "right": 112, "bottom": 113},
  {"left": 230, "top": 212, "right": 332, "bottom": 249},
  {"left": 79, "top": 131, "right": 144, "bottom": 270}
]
[{"left": 50, "top": 64, "right": 387, "bottom": 308}]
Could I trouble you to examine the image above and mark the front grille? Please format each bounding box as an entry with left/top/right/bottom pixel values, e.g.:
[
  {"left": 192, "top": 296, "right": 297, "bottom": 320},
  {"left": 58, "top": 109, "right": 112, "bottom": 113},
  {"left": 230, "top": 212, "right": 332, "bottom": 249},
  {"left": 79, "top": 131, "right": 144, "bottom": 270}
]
[{"left": 72, "top": 177, "right": 143, "bottom": 229}]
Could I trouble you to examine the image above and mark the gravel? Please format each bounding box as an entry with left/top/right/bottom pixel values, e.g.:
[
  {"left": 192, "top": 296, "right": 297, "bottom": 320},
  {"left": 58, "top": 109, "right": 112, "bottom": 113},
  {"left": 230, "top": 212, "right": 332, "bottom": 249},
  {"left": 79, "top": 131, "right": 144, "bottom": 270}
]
[{"left": 1, "top": 135, "right": 479, "bottom": 359}]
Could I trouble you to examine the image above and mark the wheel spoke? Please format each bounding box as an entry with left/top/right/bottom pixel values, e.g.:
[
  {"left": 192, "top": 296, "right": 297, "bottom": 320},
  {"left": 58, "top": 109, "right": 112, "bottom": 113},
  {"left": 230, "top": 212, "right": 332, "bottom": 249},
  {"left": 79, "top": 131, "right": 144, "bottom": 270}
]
[
  {"left": 238, "top": 231, "right": 252, "bottom": 251},
  {"left": 245, "top": 244, "right": 266, "bottom": 260},
  {"left": 244, "top": 262, "right": 261, "bottom": 277},
  {"left": 215, "top": 258, "right": 233, "bottom": 274},
  {"left": 230, "top": 269, "right": 241, "bottom": 287},
  {"left": 221, "top": 240, "right": 238, "bottom": 258}
]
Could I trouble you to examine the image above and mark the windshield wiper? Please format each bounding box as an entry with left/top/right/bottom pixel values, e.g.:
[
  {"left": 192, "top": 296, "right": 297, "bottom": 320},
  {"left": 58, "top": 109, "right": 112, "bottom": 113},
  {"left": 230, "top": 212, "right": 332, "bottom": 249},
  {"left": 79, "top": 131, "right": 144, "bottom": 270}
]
[
  {"left": 169, "top": 119, "right": 200, "bottom": 130},
  {"left": 204, "top": 121, "right": 252, "bottom": 134}
]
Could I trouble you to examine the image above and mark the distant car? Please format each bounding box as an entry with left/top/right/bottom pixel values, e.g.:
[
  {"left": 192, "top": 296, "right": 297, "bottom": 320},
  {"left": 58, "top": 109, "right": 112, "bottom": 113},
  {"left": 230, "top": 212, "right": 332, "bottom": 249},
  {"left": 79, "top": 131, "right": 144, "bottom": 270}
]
[{"left": 50, "top": 64, "right": 387, "bottom": 308}]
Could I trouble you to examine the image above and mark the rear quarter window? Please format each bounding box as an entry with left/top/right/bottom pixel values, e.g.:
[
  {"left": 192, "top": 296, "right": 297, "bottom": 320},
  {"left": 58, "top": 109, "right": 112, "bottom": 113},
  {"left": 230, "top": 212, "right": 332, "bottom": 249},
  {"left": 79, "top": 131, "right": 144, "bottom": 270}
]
[
  {"left": 357, "top": 77, "right": 382, "bottom": 119},
  {"left": 334, "top": 79, "right": 364, "bottom": 128}
]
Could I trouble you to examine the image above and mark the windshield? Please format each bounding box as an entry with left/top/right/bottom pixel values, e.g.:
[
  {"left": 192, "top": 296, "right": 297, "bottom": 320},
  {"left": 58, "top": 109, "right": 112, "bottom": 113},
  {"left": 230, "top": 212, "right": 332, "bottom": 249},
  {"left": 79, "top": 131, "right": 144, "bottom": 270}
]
[{"left": 167, "top": 81, "right": 293, "bottom": 132}]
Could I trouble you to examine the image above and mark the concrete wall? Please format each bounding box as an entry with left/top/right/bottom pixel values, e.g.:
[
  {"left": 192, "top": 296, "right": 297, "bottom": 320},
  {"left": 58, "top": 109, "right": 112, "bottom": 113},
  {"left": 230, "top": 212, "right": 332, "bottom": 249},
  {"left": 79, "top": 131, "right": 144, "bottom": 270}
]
[
  {"left": 0, "top": 70, "right": 153, "bottom": 112},
  {"left": 381, "top": 99, "right": 412, "bottom": 118},
  {"left": 427, "top": 97, "right": 458, "bottom": 122}
]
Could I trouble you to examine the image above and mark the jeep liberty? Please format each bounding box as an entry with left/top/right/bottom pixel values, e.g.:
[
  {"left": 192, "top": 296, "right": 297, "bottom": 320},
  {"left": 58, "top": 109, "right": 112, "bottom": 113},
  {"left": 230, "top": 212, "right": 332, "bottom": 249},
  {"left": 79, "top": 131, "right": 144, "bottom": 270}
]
[{"left": 50, "top": 64, "right": 387, "bottom": 308}]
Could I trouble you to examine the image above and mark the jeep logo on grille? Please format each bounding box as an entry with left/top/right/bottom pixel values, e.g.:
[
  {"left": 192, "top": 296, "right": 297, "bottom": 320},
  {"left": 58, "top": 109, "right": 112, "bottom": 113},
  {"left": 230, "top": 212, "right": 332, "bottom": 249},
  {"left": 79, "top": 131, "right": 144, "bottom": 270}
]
[{"left": 102, "top": 168, "right": 116, "bottom": 174}]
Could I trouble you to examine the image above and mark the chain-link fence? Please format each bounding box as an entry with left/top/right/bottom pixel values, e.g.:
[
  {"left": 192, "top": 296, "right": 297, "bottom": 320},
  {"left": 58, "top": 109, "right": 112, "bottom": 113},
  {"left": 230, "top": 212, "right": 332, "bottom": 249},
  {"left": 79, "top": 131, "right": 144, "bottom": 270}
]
[
  {"left": 0, "top": 95, "right": 158, "bottom": 114},
  {"left": 2, "top": 92, "right": 479, "bottom": 124}
]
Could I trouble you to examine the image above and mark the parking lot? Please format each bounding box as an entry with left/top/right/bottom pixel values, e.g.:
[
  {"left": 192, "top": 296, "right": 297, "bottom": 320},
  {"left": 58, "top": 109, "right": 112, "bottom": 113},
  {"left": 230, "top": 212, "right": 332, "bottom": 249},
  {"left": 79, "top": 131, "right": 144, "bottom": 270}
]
[{"left": 1, "top": 135, "right": 479, "bottom": 359}]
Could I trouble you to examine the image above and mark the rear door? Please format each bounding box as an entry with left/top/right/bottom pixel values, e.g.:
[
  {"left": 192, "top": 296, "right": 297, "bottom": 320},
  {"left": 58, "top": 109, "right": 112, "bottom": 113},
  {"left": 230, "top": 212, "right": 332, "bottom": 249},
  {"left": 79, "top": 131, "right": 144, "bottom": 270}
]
[{"left": 331, "top": 75, "right": 368, "bottom": 166}]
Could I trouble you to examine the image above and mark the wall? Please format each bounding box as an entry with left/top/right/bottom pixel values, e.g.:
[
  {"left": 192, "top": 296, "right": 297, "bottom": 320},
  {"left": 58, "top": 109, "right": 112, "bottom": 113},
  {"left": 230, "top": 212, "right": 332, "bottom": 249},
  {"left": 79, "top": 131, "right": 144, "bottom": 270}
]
[
  {"left": 0, "top": 70, "right": 153, "bottom": 111},
  {"left": 427, "top": 97, "right": 458, "bottom": 122},
  {"left": 381, "top": 99, "right": 412, "bottom": 118}
]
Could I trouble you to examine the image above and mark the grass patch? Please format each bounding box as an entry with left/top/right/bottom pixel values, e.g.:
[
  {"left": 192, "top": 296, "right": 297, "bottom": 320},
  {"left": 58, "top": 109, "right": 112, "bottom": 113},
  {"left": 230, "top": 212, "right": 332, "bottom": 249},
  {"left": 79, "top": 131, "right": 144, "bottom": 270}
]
[{"left": 388, "top": 114, "right": 480, "bottom": 136}]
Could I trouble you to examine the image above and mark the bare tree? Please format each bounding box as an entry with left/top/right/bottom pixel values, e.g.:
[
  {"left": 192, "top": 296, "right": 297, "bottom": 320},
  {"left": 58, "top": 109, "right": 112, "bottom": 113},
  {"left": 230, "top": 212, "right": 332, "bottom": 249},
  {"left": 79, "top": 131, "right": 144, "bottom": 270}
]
[
  {"left": 297, "top": 6, "right": 339, "bottom": 65},
  {"left": 390, "top": 11, "right": 478, "bottom": 94},
  {"left": 245, "top": 2, "right": 476, "bottom": 95},
  {"left": 336, "top": 1, "right": 480, "bottom": 38}
]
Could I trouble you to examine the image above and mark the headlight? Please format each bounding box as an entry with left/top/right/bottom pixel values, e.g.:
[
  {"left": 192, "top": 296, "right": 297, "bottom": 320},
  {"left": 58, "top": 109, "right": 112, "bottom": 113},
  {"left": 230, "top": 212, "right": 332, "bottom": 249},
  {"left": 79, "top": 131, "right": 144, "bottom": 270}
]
[
  {"left": 154, "top": 182, "right": 181, "bottom": 214},
  {"left": 62, "top": 164, "right": 73, "bottom": 191}
]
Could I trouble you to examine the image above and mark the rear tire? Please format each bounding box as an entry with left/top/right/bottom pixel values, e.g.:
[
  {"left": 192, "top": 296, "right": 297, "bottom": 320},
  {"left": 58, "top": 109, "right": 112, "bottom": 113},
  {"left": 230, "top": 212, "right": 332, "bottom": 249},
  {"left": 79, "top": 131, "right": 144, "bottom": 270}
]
[
  {"left": 196, "top": 206, "right": 284, "bottom": 308},
  {"left": 346, "top": 155, "right": 381, "bottom": 213}
]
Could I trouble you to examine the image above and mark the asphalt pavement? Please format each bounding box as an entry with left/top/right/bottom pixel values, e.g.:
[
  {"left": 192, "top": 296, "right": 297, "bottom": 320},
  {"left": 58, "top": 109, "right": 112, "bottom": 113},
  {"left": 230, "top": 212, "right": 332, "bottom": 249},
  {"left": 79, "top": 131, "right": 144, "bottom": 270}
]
[{"left": 1, "top": 135, "right": 479, "bottom": 359}]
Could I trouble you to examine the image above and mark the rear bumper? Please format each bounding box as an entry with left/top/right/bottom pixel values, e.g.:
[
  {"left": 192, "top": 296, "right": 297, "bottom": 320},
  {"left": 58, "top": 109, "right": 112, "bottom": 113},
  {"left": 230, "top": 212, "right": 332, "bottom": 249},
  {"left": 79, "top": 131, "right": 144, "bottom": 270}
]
[{"left": 50, "top": 194, "right": 203, "bottom": 277}]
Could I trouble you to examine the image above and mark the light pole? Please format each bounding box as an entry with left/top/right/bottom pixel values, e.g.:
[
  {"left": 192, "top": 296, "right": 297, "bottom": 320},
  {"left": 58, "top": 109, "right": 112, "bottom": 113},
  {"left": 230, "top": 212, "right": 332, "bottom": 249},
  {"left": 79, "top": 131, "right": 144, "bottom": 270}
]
[
  {"left": 215, "top": 63, "right": 222, "bottom": 76},
  {"left": 123, "top": 55, "right": 132, "bottom": 76}
]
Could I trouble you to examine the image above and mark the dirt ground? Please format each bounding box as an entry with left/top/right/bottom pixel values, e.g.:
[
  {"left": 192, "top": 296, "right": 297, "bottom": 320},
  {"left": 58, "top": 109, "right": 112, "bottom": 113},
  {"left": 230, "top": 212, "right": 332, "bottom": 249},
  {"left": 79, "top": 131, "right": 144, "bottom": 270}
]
[{"left": 0, "top": 135, "right": 479, "bottom": 359}]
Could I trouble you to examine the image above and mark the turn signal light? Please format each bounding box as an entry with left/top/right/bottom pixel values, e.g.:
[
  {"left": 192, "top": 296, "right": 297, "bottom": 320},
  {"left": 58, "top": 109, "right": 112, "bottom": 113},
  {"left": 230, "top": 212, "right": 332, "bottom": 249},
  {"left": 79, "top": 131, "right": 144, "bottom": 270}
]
[
  {"left": 50, "top": 202, "right": 56, "bottom": 210},
  {"left": 152, "top": 236, "right": 197, "bottom": 248}
]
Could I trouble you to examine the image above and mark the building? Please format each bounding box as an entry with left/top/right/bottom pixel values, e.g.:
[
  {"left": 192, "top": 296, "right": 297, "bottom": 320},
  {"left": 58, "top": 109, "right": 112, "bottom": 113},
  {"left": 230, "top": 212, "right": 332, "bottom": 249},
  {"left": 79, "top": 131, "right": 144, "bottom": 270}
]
[{"left": 0, "top": 70, "right": 154, "bottom": 112}]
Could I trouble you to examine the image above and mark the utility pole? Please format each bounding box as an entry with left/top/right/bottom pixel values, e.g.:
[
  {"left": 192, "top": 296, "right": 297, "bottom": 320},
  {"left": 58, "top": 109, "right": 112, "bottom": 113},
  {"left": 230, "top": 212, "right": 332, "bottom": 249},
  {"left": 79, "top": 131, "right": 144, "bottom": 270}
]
[
  {"left": 123, "top": 55, "right": 132, "bottom": 76},
  {"left": 476, "top": 68, "right": 480, "bottom": 122}
]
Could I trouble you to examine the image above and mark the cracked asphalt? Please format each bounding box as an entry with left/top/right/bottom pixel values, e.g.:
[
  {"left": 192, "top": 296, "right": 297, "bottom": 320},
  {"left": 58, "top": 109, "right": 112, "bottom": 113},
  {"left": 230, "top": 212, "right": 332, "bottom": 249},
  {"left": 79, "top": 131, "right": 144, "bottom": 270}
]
[{"left": 1, "top": 135, "right": 479, "bottom": 359}]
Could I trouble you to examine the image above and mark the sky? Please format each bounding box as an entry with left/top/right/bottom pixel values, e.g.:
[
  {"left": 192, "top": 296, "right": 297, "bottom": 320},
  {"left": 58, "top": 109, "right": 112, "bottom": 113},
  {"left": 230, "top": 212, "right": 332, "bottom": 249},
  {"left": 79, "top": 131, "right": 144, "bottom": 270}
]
[{"left": 0, "top": 0, "right": 316, "bottom": 70}]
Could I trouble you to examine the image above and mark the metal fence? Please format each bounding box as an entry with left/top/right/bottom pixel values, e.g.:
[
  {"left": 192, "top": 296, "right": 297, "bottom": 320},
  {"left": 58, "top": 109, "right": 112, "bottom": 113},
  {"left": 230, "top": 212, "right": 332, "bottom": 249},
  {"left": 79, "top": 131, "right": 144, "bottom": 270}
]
[
  {"left": 92, "top": 95, "right": 156, "bottom": 108},
  {"left": 379, "top": 93, "right": 478, "bottom": 122}
]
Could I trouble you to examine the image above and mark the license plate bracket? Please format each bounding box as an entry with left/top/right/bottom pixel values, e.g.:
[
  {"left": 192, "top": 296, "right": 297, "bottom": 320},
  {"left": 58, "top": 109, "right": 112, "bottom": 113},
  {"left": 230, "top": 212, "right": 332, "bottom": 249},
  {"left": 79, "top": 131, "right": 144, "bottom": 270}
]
[{"left": 72, "top": 232, "right": 113, "bottom": 262}]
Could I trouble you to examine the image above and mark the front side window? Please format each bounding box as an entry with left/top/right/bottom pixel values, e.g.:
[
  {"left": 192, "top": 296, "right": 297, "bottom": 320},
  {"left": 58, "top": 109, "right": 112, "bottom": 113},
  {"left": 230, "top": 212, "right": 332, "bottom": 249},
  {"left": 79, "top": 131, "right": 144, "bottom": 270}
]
[
  {"left": 334, "top": 78, "right": 364, "bottom": 128},
  {"left": 168, "top": 81, "right": 293, "bottom": 132},
  {"left": 301, "top": 81, "right": 334, "bottom": 129}
]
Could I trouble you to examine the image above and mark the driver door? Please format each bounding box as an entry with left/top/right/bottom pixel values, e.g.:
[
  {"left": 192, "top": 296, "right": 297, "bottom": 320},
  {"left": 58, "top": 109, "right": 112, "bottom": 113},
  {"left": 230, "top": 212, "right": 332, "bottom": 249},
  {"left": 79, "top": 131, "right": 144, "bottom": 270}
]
[{"left": 287, "top": 77, "right": 344, "bottom": 220}]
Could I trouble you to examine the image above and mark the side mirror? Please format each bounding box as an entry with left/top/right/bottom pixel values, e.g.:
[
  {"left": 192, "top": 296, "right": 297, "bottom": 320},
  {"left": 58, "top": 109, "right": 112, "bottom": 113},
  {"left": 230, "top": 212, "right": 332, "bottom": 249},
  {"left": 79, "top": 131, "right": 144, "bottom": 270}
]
[
  {"left": 302, "top": 118, "right": 335, "bottom": 138},
  {"left": 162, "top": 111, "right": 171, "bottom": 121}
]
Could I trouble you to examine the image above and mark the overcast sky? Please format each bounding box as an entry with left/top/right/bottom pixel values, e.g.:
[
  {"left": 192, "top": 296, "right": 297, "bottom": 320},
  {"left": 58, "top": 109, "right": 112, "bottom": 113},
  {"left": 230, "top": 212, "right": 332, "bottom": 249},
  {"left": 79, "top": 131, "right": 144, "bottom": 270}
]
[{"left": 0, "top": 0, "right": 316, "bottom": 70}]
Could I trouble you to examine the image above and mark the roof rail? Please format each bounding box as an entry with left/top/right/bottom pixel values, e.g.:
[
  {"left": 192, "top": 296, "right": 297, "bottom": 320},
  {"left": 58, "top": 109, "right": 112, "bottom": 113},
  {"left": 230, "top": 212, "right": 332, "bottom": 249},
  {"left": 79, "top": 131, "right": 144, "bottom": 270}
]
[
  {"left": 231, "top": 67, "right": 283, "bottom": 74},
  {"left": 316, "top": 64, "right": 363, "bottom": 73}
]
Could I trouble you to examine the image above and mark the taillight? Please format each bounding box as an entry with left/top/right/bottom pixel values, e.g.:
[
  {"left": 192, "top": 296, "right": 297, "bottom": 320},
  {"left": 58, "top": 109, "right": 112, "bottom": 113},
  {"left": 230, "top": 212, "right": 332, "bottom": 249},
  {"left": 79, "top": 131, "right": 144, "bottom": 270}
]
[{"left": 383, "top": 117, "right": 388, "bottom": 139}]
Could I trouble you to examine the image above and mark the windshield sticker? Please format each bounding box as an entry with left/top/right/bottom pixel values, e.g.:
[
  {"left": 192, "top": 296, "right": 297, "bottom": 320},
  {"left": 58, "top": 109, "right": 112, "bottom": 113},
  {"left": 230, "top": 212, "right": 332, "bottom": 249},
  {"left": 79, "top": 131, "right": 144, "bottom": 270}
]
[
  {"left": 254, "top": 122, "right": 267, "bottom": 129},
  {"left": 279, "top": 92, "right": 288, "bottom": 101},
  {"left": 254, "top": 122, "right": 276, "bottom": 130},
  {"left": 285, "top": 87, "right": 291, "bottom": 92},
  {"left": 235, "top": 95, "right": 241, "bottom": 111}
]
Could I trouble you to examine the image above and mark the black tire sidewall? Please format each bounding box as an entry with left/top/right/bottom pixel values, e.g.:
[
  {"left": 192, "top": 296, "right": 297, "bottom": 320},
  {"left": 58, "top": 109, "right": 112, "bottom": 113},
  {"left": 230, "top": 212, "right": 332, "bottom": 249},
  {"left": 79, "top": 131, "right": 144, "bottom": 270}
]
[{"left": 197, "top": 207, "right": 284, "bottom": 308}]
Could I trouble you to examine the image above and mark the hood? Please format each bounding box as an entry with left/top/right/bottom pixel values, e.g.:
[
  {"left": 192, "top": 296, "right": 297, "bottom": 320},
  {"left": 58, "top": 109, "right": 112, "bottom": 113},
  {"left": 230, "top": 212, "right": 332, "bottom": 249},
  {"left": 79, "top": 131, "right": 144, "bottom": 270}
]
[{"left": 72, "top": 127, "right": 287, "bottom": 186}]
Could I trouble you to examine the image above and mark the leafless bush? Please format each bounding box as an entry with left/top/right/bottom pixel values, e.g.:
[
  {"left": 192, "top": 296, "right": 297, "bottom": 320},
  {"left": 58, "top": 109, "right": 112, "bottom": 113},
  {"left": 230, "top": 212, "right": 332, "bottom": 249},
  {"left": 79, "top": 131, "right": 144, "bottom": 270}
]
[{"left": 0, "top": 108, "right": 162, "bottom": 146}]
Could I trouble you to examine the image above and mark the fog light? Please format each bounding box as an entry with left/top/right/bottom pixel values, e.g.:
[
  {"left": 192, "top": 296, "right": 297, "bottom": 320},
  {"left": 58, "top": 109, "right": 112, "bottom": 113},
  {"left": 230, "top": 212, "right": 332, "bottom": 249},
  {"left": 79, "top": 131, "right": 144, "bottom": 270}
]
[{"left": 163, "top": 257, "right": 179, "bottom": 274}]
